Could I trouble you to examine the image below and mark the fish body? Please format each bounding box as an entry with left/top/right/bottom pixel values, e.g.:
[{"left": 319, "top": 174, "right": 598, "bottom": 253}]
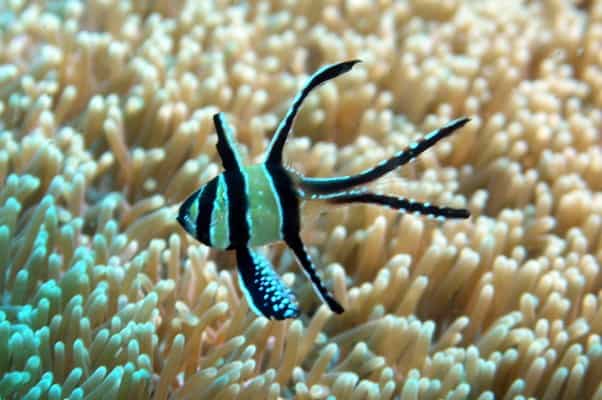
[
  {"left": 178, "top": 164, "right": 295, "bottom": 249},
  {"left": 177, "top": 60, "right": 471, "bottom": 319}
]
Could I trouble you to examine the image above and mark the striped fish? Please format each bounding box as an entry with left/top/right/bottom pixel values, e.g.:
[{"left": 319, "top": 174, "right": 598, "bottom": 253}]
[{"left": 177, "top": 60, "right": 471, "bottom": 320}]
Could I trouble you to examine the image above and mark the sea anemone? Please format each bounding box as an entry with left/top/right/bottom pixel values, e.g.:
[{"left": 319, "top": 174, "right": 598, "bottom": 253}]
[{"left": 1, "top": 0, "right": 601, "bottom": 399}]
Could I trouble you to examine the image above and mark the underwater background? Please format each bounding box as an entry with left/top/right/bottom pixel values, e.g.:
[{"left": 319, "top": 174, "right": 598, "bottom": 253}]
[{"left": 1, "top": 0, "right": 602, "bottom": 399}]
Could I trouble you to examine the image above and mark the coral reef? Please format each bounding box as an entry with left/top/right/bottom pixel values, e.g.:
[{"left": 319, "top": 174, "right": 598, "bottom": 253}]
[{"left": 1, "top": 0, "right": 601, "bottom": 399}]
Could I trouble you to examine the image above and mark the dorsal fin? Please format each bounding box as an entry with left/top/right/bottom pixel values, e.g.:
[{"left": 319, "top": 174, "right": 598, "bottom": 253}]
[
  {"left": 265, "top": 60, "right": 361, "bottom": 166},
  {"left": 213, "top": 112, "right": 243, "bottom": 171}
]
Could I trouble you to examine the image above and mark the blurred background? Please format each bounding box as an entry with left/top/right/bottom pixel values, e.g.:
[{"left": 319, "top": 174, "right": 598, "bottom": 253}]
[{"left": 0, "top": 0, "right": 601, "bottom": 399}]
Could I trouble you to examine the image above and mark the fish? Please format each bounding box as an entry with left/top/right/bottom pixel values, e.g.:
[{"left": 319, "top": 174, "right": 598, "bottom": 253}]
[{"left": 177, "top": 60, "right": 471, "bottom": 320}]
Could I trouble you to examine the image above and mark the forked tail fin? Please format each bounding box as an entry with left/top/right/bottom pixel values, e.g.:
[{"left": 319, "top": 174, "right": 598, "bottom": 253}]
[{"left": 299, "top": 117, "right": 471, "bottom": 195}]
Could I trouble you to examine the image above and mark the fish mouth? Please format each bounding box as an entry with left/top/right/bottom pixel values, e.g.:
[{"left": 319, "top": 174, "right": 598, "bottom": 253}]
[
  {"left": 176, "top": 206, "right": 212, "bottom": 246},
  {"left": 176, "top": 208, "right": 194, "bottom": 235}
]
